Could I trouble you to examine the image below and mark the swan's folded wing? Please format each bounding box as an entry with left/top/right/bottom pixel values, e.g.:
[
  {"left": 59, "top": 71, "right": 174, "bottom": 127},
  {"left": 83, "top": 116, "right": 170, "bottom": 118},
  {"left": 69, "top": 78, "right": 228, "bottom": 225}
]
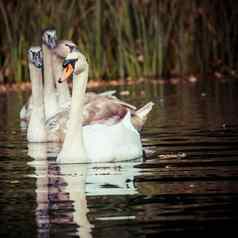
[
  {"left": 83, "top": 99, "right": 128, "bottom": 125},
  {"left": 45, "top": 96, "right": 153, "bottom": 142}
]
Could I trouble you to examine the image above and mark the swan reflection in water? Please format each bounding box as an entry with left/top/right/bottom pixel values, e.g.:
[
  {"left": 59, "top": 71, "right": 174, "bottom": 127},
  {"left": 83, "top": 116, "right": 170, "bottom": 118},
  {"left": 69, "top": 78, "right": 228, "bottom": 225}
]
[{"left": 27, "top": 143, "right": 143, "bottom": 238}]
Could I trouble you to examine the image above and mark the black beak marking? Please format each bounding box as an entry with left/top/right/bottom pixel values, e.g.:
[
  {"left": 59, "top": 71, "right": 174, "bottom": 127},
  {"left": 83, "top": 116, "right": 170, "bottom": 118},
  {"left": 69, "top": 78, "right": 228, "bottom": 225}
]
[{"left": 62, "top": 59, "right": 76, "bottom": 68}]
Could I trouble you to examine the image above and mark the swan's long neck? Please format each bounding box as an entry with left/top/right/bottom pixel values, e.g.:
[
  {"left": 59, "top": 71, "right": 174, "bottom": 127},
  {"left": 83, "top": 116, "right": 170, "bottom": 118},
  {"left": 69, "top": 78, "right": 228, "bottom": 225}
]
[
  {"left": 70, "top": 68, "right": 88, "bottom": 128},
  {"left": 42, "top": 44, "right": 59, "bottom": 119},
  {"left": 27, "top": 64, "right": 47, "bottom": 142},
  {"left": 57, "top": 65, "right": 89, "bottom": 163},
  {"left": 52, "top": 55, "right": 71, "bottom": 107},
  {"left": 30, "top": 64, "right": 44, "bottom": 109}
]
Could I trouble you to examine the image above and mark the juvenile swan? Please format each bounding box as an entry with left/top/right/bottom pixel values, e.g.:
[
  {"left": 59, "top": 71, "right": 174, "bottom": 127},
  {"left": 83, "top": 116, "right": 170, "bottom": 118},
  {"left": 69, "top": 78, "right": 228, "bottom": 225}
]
[{"left": 27, "top": 47, "right": 47, "bottom": 142}]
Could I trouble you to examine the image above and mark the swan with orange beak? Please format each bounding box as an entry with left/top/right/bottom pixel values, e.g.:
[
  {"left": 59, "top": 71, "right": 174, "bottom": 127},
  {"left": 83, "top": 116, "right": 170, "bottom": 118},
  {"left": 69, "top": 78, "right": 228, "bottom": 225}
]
[{"left": 56, "top": 50, "right": 144, "bottom": 163}]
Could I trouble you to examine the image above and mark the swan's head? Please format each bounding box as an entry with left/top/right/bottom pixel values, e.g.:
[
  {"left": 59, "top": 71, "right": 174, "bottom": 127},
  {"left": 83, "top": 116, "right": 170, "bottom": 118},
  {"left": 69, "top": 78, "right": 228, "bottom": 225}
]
[
  {"left": 53, "top": 40, "right": 77, "bottom": 58},
  {"left": 58, "top": 50, "right": 88, "bottom": 83},
  {"left": 42, "top": 28, "right": 57, "bottom": 49},
  {"left": 28, "top": 46, "right": 43, "bottom": 68}
]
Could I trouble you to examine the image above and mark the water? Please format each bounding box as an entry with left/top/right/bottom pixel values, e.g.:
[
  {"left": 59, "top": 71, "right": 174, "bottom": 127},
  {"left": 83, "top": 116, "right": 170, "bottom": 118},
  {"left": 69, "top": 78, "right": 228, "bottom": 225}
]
[{"left": 1, "top": 79, "right": 238, "bottom": 237}]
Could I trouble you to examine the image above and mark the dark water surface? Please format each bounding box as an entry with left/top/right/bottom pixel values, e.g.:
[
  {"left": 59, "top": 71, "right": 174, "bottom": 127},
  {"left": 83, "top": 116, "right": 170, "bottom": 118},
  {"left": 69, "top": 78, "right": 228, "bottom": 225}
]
[{"left": 1, "top": 79, "right": 238, "bottom": 237}]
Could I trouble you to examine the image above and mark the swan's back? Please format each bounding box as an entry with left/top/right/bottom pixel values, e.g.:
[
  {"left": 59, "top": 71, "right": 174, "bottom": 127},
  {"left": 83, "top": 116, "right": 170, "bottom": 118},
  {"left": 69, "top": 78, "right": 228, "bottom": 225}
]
[{"left": 83, "top": 110, "right": 143, "bottom": 162}]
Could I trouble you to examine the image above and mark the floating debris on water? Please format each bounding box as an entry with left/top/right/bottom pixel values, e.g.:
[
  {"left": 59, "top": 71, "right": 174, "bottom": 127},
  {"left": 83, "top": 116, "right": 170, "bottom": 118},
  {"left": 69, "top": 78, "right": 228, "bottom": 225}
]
[
  {"left": 222, "top": 123, "right": 226, "bottom": 129},
  {"left": 159, "top": 152, "right": 187, "bottom": 159},
  {"left": 177, "top": 152, "right": 187, "bottom": 158}
]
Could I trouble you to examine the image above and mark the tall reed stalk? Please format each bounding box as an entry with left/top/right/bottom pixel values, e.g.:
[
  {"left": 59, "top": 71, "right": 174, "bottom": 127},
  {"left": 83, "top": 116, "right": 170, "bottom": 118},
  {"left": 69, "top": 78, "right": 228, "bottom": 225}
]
[{"left": 0, "top": 0, "right": 237, "bottom": 82}]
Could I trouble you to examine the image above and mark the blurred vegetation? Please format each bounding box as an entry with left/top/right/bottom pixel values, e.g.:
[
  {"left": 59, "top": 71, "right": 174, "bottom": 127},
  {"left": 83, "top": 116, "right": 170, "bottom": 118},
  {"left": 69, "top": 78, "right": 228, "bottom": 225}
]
[{"left": 0, "top": 0, "right": 237, "bottom": 83}]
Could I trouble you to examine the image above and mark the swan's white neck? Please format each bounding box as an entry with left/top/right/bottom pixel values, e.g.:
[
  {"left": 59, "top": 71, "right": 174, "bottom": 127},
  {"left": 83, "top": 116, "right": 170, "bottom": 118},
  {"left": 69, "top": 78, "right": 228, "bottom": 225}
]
[
  {"left": 27, "top": 63, "right": 47, "bottom": 142},
  {"left": 57, "top": 66, "right": 89, "bottom": 163},
  {"left": 52, "top": 54, "right": 71, "bottom": 107},
  {"left": 42, "top": 44, "right": 59, "bottom": 119},
  {"left": 29, "top": 64, "right": 44, "bottom": 108}
]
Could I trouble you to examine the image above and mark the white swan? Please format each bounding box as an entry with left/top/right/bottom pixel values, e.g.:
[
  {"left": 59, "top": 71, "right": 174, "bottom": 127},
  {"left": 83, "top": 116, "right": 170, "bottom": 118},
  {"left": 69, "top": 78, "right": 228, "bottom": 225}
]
[
  {"left": 27, "top": 46, "right": 47, "bottom": 142},
  {"left": 56, "top": 50, "right": 145, "bottom": 163}
]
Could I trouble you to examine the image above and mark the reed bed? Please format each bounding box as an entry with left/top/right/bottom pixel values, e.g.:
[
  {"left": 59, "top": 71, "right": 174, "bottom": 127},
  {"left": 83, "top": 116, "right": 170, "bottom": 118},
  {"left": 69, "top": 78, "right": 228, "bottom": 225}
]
[{"left": 0, "top": 0, "right": 237, "bottom": 83}]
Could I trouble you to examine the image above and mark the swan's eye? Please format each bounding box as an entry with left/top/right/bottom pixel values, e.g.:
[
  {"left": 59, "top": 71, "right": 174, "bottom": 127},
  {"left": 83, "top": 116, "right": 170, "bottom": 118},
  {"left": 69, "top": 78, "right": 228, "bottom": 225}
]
[{"left": 65, "top": 44, "right": 75, "bottom": 52}]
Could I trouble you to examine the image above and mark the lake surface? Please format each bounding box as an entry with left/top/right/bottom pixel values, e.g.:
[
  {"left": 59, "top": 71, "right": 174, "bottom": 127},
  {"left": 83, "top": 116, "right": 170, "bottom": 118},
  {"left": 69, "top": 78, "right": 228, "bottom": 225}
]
[{"left": 0, "top": 79, "right": 238, "bottom": 237}]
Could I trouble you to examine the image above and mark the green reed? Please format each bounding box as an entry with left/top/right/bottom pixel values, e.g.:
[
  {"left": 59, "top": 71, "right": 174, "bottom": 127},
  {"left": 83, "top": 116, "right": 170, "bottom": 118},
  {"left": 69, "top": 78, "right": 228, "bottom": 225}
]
[{"left": 0, "top": 0, "right": 237, "bottom": 83}]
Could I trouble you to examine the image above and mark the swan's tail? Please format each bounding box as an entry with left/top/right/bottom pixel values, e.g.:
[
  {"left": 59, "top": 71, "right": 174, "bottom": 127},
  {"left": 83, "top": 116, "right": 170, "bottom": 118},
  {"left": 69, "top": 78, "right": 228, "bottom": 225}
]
[
  {"left": 132, "top": 101, "right": 154, "bottom": 131},
  {"left": 136, "top": 101, "right": 154, "bottom": 119}
]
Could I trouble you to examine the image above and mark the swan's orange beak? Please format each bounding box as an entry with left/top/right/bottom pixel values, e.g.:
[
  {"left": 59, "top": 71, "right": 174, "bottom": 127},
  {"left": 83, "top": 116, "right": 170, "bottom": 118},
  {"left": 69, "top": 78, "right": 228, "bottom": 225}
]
[{"left": 58, "top": 64, "right": 74, "bottom": 83}]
